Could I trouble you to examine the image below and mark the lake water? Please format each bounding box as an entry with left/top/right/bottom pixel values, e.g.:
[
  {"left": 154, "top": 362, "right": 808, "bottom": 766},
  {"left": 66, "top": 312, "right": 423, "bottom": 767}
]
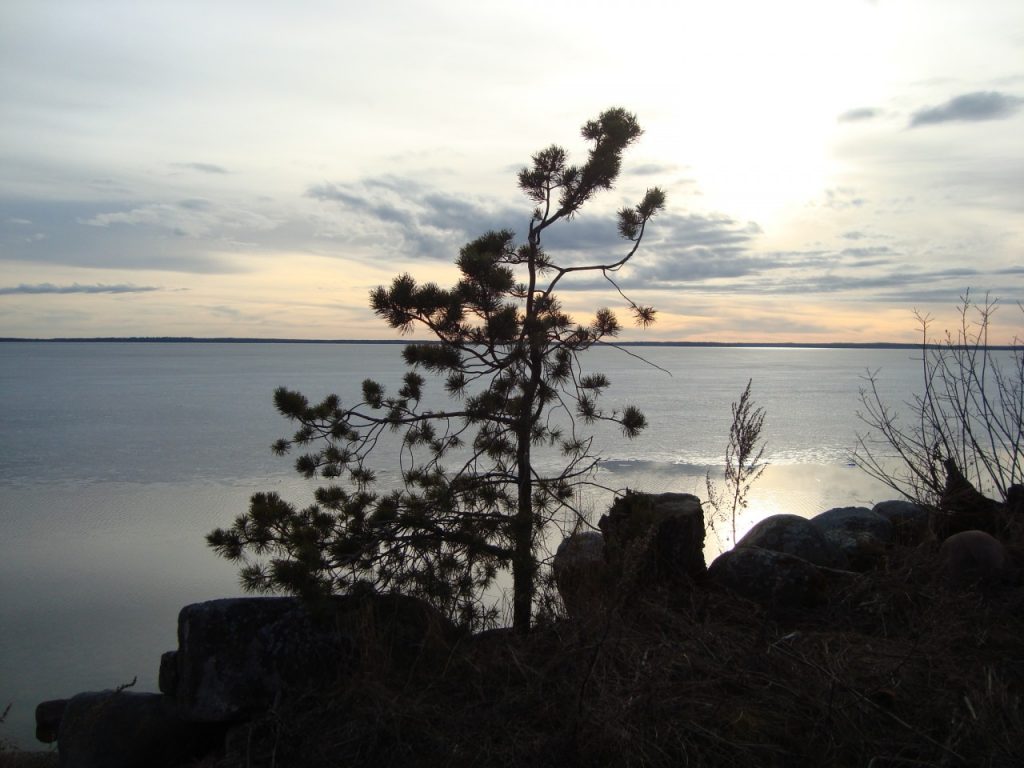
[{"left": 0, "top": 341, "right": 922, "bottom": 747}]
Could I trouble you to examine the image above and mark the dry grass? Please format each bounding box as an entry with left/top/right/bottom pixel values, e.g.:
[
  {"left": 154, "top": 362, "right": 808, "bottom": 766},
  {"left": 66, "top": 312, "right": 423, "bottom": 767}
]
[
  {"left": 0, "top": 702, "right": 55, "bottom": 768},
  {"left": 201, "top": 540, "right": 1023, "bottom": 768},
  {"left": 0, "top": 752, "right": 57, "bottom": 768}
]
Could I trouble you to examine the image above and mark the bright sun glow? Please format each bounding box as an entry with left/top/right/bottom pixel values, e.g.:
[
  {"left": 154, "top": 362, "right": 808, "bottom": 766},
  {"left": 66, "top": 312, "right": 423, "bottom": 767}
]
[{"left": 637, "top": 1, "right": 882, "bottom": 222}]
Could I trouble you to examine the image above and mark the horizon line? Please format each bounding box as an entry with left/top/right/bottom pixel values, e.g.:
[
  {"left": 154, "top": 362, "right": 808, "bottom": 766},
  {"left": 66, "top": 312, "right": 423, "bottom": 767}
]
[{"left": 2, "top": 336, "right": 1021, "bottom": 351}]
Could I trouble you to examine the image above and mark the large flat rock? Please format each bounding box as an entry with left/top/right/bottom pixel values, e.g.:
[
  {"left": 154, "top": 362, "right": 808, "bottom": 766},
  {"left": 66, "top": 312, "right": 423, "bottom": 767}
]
[{"left": 168, "top": 594, "right": 454, "bottom": 722}]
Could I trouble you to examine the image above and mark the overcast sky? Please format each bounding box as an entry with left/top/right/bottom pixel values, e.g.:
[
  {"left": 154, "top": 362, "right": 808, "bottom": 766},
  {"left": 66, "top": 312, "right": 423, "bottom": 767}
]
[{"left": 1, "top": 0, "right": 1022, "bottom": 342}]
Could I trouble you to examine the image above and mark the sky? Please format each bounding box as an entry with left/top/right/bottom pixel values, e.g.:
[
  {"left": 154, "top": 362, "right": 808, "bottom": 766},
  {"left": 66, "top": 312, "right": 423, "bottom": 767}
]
[{"left": 1, "top": 0, "right": 1022, "bottom": 343}]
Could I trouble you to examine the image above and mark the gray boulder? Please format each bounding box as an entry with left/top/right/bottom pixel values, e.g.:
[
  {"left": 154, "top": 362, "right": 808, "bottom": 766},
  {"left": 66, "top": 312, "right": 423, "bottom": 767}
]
[
  {"left": 599, "top": 491, "right": 706, "bottom": 584},
  {"left": 35, "top": 698, "right": 66, "bottom": 744},
  {"left": 553, "top": 531, "right": 607, "bottom": 617},
  {"left": 168, "top": 593, "right": 454, "bottom": 722},
  {"left": 812, "top": 506, "right": 892, "bottom": 541},
  {"left": 708, "top": 548, "right": 826, "bottom": 613},
  {"left": 810, "top": 506, "right": 893, "bottom": 570},
  {"left": 940, "top": 529, "right": 1010, "bottom": 588},
  {"left": 158, "top": 651, "right": 177, "bottom": 698},
  {"left": 57, "top": 690, "right": 222, "bottom": 768},
  {"left": 872, "top": 500, "right": 929, "bottom": 546},
  {"left": 735, "top": 513, "right": 843, "bottom": 568}
]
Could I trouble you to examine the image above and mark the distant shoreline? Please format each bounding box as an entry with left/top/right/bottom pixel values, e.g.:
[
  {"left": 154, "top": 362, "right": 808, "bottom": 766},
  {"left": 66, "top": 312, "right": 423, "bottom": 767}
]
[{"left": 1, "top": 337, "right": 1020, "bottom": 350}]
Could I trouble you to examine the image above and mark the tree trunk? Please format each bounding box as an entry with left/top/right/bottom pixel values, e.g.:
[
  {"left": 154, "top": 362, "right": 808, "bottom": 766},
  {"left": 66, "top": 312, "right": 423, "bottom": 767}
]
[{"left": 512, "top": 429, "right": 534, "bottom": 634}]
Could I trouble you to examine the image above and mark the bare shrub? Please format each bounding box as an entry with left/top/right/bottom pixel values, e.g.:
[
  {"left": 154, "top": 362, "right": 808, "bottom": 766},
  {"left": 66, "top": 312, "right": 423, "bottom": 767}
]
[
  {"left": 855, "top": 293, "right": 1024, "bottom": 506},
  {"left": 705, "top": 378, "right": 768, "bottom": 547}
]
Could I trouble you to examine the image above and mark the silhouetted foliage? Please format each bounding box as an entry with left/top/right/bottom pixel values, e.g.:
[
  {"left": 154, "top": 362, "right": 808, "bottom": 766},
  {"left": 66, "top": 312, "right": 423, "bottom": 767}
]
[{"left": 209, "top": 108, "right": 666, "bottom": 632}]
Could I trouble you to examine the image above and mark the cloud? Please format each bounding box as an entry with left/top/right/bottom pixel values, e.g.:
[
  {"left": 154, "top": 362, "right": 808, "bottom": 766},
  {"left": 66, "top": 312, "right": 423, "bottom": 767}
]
[
  {"left": 626, "top": 163, "right": 676, "bottom": 176},
  {"left": 0, "top": 282, "right": 162, "bottom": 296},
  {"left": 578, "top": 213, "right": 765, "bottom": 283},
  {"left": 308, "top": 182, "right": 425, "bottom": 232},
  {"left": 821, "top": 187, "right": 867, "bottom": 210},
  {"left": 633, "top": 259, "right": 1022, "bottom": 306},
  {"left": 0, "top": 200, "right": 256, "bottom": 273},
  {"left": 640, "top": 251, "right": 785, "bottom": 282},
  {"left": 551, "top": 222, "right": 792, "bottom": 292},
  {"left": 839, "top": 246, "right": 893, "bottom": 263},
  {"left": 838, "top": 107, "right": 881, "bottom": 123},
  {"left": 308, "top": 175, "right": 765, "bottom": 273},
  {"left": 308, "top": 177, "right": 523, "bottom": 259},
  {"left": 80, "top": 200, "right": 279, "bottom": 239},
  {"left": 178, "top": 198, "right": 212, "bottom": 211},
  {"left": 553, "top": 226, "right": 1024, "bottom": 309},
  {"left": 173, "top": 162, "right": 229, "bottom": 174},
  {"left": 909, "top": 91, "right": 1023, "bottom": 127},
  {"left": 203, "top": 304, "right": 244, "bottom": 318}
]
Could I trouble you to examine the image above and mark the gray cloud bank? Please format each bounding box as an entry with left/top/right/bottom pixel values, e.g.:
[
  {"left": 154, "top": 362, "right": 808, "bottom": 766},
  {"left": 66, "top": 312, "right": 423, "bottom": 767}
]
[
  {"left": 621, "top": 255, "right": 1024, "bottom": 306},
  {"left": 308, "top": 177, "right": 526, "bottom": 260},
  {"left": 308, "top": 175, "right": 759, "bottom": 268},
  {"left": 306, "top": 175, "right": 1023, "bottom": 305},
  {"left": 5, "top": 164, "right": 1018, "bottom": 313},
  {"left": 0, "top": 283, "right": 161, "bottom": 296},
  {"left": 910, "top": 91, "right": 1023, "bottom": 127},
  {"left": 0, "top": 198, "right": 280, "bottom": 274}
]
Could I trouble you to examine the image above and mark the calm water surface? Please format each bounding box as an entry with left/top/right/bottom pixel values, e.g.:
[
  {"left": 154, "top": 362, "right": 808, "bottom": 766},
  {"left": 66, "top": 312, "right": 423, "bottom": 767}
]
[{"left": 0, "top": 342, "right": 921, "bottom": 747}]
